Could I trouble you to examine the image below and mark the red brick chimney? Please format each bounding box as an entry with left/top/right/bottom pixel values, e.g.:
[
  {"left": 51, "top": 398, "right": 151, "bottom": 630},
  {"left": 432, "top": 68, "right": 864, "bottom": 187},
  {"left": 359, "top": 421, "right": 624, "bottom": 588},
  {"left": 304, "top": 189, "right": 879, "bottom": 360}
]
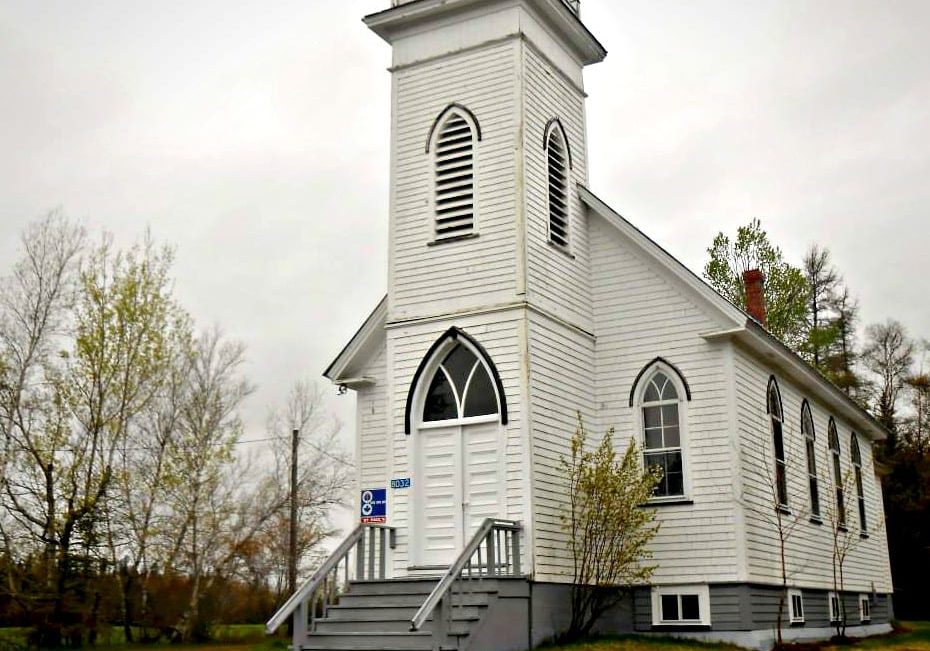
[{"left": 743, "top": 269, "right": 766, "bottom": 326}]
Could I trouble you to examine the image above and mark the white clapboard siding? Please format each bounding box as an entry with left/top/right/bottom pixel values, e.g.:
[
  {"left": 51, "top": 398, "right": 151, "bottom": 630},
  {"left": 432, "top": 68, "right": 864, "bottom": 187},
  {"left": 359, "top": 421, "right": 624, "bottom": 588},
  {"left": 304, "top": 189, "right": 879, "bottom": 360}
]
[
  {"left": 585, "top": 214, "right": 741, "bottom": 586},
  {"left": 733, "top": 347, "right": 893, "bottom": 593},
  {"left": 356, "top": 341, "right": 390, "bottom": 498},
  {"left": 389, "top": 41, "right": 519, "bottom": 321},
  {"left": 522, "top": 43, "right": 593, "bottom": 330},
  {"left": 527, "top": 309, "right": 597, "bottom": 581},
  {"left": 385, "top": 312, "right": 527, "bottom": 575}
]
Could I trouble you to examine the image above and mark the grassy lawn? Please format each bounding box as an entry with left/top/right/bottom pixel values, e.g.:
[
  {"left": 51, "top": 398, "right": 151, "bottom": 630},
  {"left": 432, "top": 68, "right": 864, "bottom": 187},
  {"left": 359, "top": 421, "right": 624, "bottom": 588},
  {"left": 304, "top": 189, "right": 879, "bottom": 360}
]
[{"left": 546, "top": 622, "right": 930, "bottom": 651}]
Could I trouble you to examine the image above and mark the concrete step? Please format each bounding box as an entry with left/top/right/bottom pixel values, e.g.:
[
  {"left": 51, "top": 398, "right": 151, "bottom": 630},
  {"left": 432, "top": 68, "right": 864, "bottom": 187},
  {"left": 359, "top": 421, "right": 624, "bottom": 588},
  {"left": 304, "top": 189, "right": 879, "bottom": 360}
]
[{"left": 347, "top": 579, "right": 440, "bottom": 596}]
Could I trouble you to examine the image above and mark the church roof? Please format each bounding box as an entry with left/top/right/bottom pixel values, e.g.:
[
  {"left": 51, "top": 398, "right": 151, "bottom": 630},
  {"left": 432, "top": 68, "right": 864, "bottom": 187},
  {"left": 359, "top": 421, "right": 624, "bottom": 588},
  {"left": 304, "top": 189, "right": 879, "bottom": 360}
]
[{"left": 578, "top": 185, "right": 888, "bottom": 442}]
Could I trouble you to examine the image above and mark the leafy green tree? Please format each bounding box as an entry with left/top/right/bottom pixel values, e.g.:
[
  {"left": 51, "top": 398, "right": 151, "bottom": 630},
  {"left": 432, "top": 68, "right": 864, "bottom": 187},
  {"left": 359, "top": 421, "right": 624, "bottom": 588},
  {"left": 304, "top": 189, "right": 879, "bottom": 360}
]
[
  {"left": 560, "top": 415, "right": 661, "bottom": 641},
  {"left": 704, "top": 219, "right": 809, "bottom": 351}
]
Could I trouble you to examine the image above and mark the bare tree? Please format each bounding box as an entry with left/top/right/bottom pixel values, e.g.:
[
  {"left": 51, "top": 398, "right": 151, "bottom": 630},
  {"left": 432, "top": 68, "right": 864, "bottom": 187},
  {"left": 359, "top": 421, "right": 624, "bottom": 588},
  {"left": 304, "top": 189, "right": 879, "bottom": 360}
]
[
  {"left": 862, "top": 320, "right": 915, "bottom": 451},
  {"left": 264, "top": 380, "right": 351, "bottom": 599},
  {"left": 802, "top": 245, "right": 841, "bottom": 370}
]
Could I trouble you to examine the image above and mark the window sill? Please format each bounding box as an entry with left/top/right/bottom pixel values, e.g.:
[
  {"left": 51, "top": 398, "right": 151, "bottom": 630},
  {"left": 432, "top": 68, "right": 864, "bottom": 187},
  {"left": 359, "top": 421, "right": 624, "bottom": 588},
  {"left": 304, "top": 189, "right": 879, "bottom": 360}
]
[
  {"left": 641, "top": 497, "right": 693, "bottom": 508},
  {"left": 547, "top": 239, "right": 575, "bottom": 259},
  {"left": 428, "top": 232, "right": 479, "bottom": 246},
  {"left": 837, "top": 525, "right": 849, "bottom": 533},
  {"left": 860, "top": 532, "right": 870, "bottom": 539},
  {"left": 777, "top": 505, "right": 791, "bottom": 515},
  {"left": 810, "top": 516, "right": 823, "bottom": 525}
]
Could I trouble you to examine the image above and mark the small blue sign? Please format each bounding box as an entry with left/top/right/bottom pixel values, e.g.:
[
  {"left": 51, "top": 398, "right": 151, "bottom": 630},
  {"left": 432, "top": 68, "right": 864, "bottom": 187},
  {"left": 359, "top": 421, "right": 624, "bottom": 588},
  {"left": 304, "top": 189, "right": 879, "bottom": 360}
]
[
  {"left": 360, "top": 488, "right": 387, "bottom": 523},
  {"left": 391, "top": 477, "right": 411, "bottom": 489}
]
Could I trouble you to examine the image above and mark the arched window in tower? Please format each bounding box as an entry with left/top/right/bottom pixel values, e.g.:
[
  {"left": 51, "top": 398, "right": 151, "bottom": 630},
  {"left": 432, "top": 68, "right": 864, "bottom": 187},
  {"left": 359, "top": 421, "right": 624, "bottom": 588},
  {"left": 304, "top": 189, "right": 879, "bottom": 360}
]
[
  {"left": 545, "top": 121, "right": 571, "bottom": 248},
  {"left": 430, "top": 106, "right": 479, "bottom": 241},
  {"left": 829, "top": 419, "right": 846, "bottom": 528},
  {"left": 768, "top": 378, "right": 788, "bottom": 509},
  {"left": 640, "top": 370, "right": 685, "bottom": 498},
  {"left": 801, "top": 401, "right": 821, "bottom": 519},
  {"left": 422, "top": 343, "right": 498, "bottom": 422},
  {"left": 851, "top": 433, "right": 867, "bottom": 534}
]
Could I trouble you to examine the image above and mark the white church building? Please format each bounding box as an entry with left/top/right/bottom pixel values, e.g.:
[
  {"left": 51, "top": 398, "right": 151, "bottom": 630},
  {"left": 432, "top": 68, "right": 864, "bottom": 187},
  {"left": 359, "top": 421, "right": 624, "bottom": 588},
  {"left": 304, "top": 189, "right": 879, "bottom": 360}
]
[{"left": 268, "top": 1, "right": 894, "bottom": 649}]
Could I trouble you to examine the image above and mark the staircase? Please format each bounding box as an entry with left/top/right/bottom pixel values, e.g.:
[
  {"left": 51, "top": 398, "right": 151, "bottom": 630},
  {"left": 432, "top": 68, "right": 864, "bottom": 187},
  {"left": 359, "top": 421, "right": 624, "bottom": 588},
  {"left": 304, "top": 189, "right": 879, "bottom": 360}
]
[
  {"left": 267, "top": 520, "right": 526, "bottom": 651},
  {"left": 300, "top": 577, "right": 522, "bottom": 651}
]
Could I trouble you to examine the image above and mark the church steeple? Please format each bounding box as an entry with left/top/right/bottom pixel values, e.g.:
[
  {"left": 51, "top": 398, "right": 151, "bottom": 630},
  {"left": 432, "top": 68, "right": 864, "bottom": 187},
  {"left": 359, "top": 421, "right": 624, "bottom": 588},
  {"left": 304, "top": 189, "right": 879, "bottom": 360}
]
[{"left": 365, "top": 0, "right": 605, "bottom": 327}]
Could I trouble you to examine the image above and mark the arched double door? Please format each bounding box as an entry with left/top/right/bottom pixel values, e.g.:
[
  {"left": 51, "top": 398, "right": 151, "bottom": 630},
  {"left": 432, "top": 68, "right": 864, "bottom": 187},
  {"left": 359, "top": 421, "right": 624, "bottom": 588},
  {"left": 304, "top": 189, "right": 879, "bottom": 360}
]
[{"left": 407, "top": 330, "right": 507, "bottom": 568}]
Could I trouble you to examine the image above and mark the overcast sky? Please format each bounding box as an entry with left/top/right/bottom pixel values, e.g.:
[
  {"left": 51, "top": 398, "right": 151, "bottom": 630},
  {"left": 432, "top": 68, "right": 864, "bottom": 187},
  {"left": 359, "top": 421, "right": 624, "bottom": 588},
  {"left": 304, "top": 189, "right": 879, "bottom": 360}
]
[{"left": 2, "top": 0, "right": 929, "bottom": 462}]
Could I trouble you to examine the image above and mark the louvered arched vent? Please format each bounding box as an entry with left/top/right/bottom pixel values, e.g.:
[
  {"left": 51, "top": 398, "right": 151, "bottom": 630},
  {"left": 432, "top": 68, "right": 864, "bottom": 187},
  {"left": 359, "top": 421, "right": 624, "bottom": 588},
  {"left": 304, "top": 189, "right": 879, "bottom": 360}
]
[
  {"left": 547, "top": 126, "right": 569, "bottom": 247},
  {"left": 434, "top": 113, "right": 475, "bottom": 240}
]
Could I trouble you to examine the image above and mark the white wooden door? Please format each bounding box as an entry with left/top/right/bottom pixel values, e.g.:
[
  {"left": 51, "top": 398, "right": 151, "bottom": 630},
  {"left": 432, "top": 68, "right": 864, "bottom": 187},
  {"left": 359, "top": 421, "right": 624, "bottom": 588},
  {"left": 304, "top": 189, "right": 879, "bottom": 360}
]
[
  {"left": 416, "top": 421, "right": 502, "bottom": 567},
  {"left": 418, "top": 424, "right": 460, "bottom": 567}
]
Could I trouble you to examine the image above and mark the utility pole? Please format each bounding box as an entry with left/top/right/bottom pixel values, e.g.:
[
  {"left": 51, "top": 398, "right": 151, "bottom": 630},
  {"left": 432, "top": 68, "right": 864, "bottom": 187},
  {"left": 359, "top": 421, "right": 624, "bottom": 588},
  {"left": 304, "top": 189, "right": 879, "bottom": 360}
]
[{"left": 288, "top": 428, "right": 299, "bottom": 596}]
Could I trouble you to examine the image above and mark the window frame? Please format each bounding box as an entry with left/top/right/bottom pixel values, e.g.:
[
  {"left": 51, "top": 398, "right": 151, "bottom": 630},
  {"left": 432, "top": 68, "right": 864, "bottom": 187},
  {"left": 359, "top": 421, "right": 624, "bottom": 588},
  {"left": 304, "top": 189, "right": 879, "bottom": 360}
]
[
  {"left": 544, "top": 119, "right": 572, "bottom": 251},
  {"left": 427, "top": 105, "right": 481, "bottom": 244},
  {"left": 636, "top": 363, "right": 691, "bottom": 502},
  {"left": 788, "top": 588, "right": 805, "bottom": 624},
  {"left": 768, "top": 377, "right": 789, "bottom": 510},
  {"left": 851, "top": 433, "right": 867, "bottom": 535},
  {"left": 828, "top": 591, "right": 842, "bottom": 623},
  {"left": 859, "top": 594, "right": 871, "bottom": 622},
  {"left": 801, "top": 400, "right": 821, "bottom": 520},
  {"left": 651, "top": 585, "right": 711, "bottom": 626},
  {"left": 419, "top": 342, "right": 501, "bottom": 426},
  {"left": 829, "top": 419, "right": 847, "bottom": 529}
]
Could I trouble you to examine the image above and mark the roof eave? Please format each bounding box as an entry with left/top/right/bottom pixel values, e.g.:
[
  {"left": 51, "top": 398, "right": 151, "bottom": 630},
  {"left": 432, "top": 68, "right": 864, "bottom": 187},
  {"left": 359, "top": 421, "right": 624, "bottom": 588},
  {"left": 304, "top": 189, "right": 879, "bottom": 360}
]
[
  {"left": 364, "top": 0, "right": 606, "bottom": 65},
  {"left": 323, "top": 296, "right": 388, "bottom": 383},
  {"left": 705, "top": 322, "right": 888, "bottom": 442}
]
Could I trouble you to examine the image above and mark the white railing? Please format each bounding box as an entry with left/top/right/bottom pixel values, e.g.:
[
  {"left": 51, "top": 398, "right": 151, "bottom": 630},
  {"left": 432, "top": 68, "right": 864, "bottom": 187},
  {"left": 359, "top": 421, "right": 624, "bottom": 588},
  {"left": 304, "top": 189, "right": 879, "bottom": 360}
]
[
  {"left": 410, "top": 519, "right": 521, "bottom": 645},
  {"left": 266, "top": 524, "right": 396, "bottom": 646}
]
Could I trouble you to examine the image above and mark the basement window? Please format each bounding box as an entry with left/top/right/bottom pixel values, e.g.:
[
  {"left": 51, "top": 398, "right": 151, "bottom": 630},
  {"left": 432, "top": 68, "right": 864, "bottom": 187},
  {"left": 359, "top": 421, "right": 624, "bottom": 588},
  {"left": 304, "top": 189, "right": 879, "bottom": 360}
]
[
  {"left": 788, "top": 589, "right": 805, "bottom": 624},
  {"left": 829, "top": 592, "right": 842, "bottom": 623},
  {"left": 651, "top": 585, "right": 710, "bottom": 626},
  {"left": 860, "top": 595, "right": 871, "bottom": 622}
]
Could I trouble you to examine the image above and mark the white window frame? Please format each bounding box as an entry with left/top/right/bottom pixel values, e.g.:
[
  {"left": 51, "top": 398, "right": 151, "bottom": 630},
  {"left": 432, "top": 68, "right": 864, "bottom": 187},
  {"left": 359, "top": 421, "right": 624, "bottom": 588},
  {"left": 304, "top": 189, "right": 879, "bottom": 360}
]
[
  {"left": 651, "top": 585, "right": 711, "bottom": 626},
  {"left": 859, "top": 594, "right": 871, "bottom": 622},
  {"left": 428, "top": 107, "right": 480, "bottom": 243},
  {"left": 544, "top": 120, "right": 571, "bottom": 251},
  {"left": 828, "top": 592, "right": 842, "bottom": 623},
  {"left": 788, "top": 588, "right": 805, "bottom": 624},
  {"left": 636, "top": 364, "right": 691, "bottom": 502}
]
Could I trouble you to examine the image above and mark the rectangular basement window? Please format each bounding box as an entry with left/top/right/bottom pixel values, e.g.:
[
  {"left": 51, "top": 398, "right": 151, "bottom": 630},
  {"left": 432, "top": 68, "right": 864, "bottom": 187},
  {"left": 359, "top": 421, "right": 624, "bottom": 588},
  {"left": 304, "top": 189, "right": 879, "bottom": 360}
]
[
  {"left": 860, "top": 594, "right": 871, "bottom": 622},
  {"left": 788, "top": 588, "right": 805, "bottom": 624},
  {"left": 652, "top": 585, "right": 710, "bottom": 626}
]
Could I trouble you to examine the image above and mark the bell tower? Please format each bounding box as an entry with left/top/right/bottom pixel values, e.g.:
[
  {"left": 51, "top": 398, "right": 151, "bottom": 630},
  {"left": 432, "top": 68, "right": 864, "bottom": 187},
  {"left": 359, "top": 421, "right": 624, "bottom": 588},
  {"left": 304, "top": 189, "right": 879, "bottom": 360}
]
[{"left": 365, "top": 0, "right": 605, "bottom": 327}]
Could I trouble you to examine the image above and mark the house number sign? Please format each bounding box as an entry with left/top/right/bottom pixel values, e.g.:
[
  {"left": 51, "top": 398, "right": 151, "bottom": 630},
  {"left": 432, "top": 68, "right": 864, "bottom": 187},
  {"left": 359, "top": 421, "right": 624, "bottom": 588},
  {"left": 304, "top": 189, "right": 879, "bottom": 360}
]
[{"left": 390, "top": 477, "right": 411, "bottom": 489}]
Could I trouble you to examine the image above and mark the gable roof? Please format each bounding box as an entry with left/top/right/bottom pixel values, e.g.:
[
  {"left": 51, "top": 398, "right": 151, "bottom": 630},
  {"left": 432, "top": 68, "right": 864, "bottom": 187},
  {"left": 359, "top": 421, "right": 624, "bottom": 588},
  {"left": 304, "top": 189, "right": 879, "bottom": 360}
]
[
  {"left": 578, "top": 184, "right": 888, "bottom": 442},
  {"left": 323, "top": 295, "right": 387, "bottom": 385}
]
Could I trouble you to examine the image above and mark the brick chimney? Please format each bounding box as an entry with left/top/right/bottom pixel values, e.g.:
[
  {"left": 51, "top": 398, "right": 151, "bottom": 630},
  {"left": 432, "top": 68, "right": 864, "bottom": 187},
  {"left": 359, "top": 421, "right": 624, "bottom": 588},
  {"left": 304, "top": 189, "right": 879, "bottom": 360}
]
[{"left": 743, "top": 269, "right": 766, "bottom": 326}]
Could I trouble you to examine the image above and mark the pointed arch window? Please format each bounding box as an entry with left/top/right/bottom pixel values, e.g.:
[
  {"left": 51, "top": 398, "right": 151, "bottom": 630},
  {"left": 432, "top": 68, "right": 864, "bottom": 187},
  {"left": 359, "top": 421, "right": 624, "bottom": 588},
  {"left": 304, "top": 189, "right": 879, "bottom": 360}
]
[
  {"left": 801, "top": 401, "right": 821, "bottom": 519},
  {"left": 829, "top": 419, "right": 846, "bottom": 528},
  {"left": 422, "top": 343, "right": 498, "bottom": 422},
  {"left": 768, "top": 378, "right": 788, "bottom": 509},
  {"left": 641, "top": 371, "right": 685, "bottom": 498},
  {"left": 545, "top": 121, "right": 571, "bottom": 248},
  {"left": 431, "top": 107, "right": 478, "bottom": 241},
  {"left": 851, "top": 433, "right": 867, "bottom": 534}
]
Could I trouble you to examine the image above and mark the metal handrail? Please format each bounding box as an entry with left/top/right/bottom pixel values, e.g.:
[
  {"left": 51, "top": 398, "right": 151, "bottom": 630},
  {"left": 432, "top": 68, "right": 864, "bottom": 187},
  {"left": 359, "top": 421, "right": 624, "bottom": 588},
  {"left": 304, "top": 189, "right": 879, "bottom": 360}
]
[
  {"left": 410, "top": 518, "right": 521, "bottom": 632},
  {"left": 266, "top": 523, "right": 395, "bottom": 635}
]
